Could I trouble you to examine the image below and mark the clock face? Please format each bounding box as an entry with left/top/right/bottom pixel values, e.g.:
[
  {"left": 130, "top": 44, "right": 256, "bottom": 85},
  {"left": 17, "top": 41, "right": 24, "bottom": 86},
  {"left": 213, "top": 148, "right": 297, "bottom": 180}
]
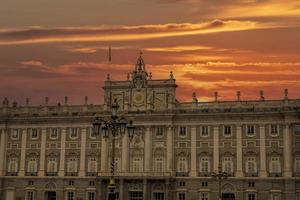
[{"left": 133, "top": 91, "right": 145, "bottom": 105}]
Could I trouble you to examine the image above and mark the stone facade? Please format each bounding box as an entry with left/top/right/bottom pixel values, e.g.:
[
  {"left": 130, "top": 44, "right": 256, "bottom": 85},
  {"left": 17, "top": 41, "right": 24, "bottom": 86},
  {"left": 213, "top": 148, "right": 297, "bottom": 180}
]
[{"left": 0, "top": 55, "right": 300, "bottom": 200}]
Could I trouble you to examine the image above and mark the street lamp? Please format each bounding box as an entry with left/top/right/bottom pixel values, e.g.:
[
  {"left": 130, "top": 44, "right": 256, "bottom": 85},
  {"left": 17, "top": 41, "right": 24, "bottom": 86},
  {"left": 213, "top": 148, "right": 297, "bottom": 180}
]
[
  {"left": 92, "top": 99, "right": 135, "bottom": 200},
  {"left": 210, "top": 163, "right": 229, "bottom": 200}
]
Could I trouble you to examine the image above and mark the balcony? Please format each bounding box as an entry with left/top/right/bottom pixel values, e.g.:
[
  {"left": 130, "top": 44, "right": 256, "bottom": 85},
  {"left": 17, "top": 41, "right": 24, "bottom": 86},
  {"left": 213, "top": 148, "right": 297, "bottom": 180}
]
[
  {"left": 176, "top": 172, "right": 189, "bottom": 177},
  {"left": 197, "top": 172, "right": 210, "bottom": 177},
  {"left": 97, "top": 171, "right": 172, "bottom": 177},
  {"left": 45, "top": 172, "right": 58, "bottom": 176},
  {"left": 6, "top": 172, "right": 18, "bottom": 176},
  {"left": 86, "top": 172, "right": 98, "bottom": 176},
  {"left": 245, "top": 172, "right": 259, "bottom": 177},
  {"left": 268, "top": 172, "right": 283, "bottom": 177},
  {"left": 25, "top": 172, "right": 38, "bottom": 176},
  {"left": 65, "top": 172, "right": 78, "bottom": 176}
]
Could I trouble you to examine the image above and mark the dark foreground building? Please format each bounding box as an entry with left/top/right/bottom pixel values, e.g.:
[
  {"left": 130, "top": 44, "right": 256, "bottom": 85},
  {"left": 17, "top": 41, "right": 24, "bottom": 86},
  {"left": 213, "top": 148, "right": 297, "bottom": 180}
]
[{"left": 0, "top": 55, "right": 300, "bottom": 200}]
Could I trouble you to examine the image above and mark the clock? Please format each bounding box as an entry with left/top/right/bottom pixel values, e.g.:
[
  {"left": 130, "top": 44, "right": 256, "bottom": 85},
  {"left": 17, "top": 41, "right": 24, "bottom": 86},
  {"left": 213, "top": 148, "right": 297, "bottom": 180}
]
[{"left": 133, "top": 91, "right": 145, "bottom": 105}]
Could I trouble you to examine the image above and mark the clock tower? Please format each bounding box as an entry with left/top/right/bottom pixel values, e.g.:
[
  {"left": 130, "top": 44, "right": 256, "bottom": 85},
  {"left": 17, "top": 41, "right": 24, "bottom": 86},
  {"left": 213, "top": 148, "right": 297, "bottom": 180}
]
[{"left": 103, "top": 52, "right": 177, "bottom": 112}]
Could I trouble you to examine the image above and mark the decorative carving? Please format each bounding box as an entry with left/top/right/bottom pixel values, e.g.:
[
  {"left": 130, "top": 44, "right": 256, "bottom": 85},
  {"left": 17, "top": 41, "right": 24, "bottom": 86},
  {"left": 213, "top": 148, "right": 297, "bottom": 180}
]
[
  {"left": 128, "top": 181, "right": 143, "bottom": 190},
  {"left": 45, "top": 182, "right": 57, "bottom": 190}
]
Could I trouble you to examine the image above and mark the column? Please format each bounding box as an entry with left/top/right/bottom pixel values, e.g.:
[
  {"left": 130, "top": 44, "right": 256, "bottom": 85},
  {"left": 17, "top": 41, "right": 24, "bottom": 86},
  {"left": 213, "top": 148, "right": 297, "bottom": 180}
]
[
  {"left": 190, "top": 126, "right": 197, "bottom": 177},
  {"left": 38, "top": 128, "right": 47, "bottom": 176},
  {"left": 0, "top": 129, "right": 7, "bottom": 176},
  {"left": 100, "top": 138, "right": 108, "bottom": 172},
  {"left": 259, "top": 125, "right": 267, "bottom": 177},
  {"left": 119, "top": 179, "right": 124, "bottom": 200},
  {"left": 19, "top": 128, "right": 27, "bottom": 176},
  {"left": 143, "top": 179, "right": 147, "bottom": 200},
  {"left": 59, "top": 127, "right": 66, "bottom": 176},
  {"left": 213, "top": 126, "right": 219, "bottom": 172},
  {"left": 236, "top": 125, "right": 243, "bottom": 177},
  {"left": 283, "top": 124, "right": 292, "bottom": 177},
  {"left": 166, "top": 126, "right": 173, "bottom": 173},
  {"left": 144, "top": 127, "right": 152, "bottom": 173},
  {"left": 79, "top": 127, "right": 87, "bottom": 176},
  {"left": 121, "top": 132, "right": 129, "bottom": 173}
]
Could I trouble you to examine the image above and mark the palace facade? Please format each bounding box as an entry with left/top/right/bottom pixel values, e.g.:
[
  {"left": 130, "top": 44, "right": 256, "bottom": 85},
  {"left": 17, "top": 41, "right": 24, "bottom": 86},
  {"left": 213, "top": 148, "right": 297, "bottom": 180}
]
[{"left": 0, "top": 55, "right": 300, "bottom": 200}]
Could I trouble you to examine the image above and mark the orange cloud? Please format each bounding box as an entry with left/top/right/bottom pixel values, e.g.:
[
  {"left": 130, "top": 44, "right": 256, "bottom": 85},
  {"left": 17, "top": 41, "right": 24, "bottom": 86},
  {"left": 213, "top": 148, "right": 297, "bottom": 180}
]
[{"left": 0, "top": 20, "right": 278, "bottom": 45}]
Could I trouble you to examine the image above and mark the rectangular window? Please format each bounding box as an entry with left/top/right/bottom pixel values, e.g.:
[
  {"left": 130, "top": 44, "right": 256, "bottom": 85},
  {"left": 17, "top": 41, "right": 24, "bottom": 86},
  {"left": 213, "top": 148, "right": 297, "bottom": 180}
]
[
  {"left": 129, "top": 191, "right": 143, "bottom": 200},
  {"left": 247, "top": 193, "right": 256, "bottom": 200},
  {"left": 132, "top": 157, "right": 143, "bottom": 172},
  {"left": 67, "top": 191, "right": 75, "bottom": 200},
  {"left": 156, "top": 127, "right": 164, "bottom": 137},
  {"left": 178, "top": 192, "right": 186, "bottom": 200},
  {"left": 271, "top": 193, "right": 281, "bottom": 200},
  {"left": 26, "top": 191, "right": 34, "bottom": 200},
  {"left": 295, "top": 157, "right": 300, "bottom": 172},
  {"left": 179, "top": 126, "right": 187, "bottom": 137},
  {"left": 87, "top": 191, "right": 95, "bottom": 200},
  {"left": 11, "top": 129, "right": 20, "bottom": 140},
  {"left": 153, "top": 192, "right": 164, "bottom": 200},
  {"left": 247, "top": 125, "right": 255, "bottom": 136},
  {"left": 50, "top": 128, "right": 58, "bottom": 139},
  {"left": 200, "top": 192, "right": 209, "bottom": 200},
  {"left": 224, "top": 126, "right": 232, "bottom": 136},
  {"left": 270, "top": 125, "right": 279, "bottom": 136},
  {"left": 69, "top": 128, "right": 79, "bottom": 139},
  {"left": 223, "top": 157, "right": 233, "bottom": 174},
  {"left": 31, "top": 128, "right": 38, "bottom": 139},
  {"left": 270, "top": 157, "right": 281, "bottom": 173},
  {"left": 246, "top": 157, "right": 257, "bottom": 173},
  {"left": 201, "top": 126, "right": 209, "bottom": 137},
  {"left": 200, "top": 157, "right": 210, "bottom": 173}
]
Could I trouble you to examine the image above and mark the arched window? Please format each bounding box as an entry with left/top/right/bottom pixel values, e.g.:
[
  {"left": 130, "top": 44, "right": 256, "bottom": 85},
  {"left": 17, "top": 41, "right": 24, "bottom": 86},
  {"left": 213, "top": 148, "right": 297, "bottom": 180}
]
[
  {"left": 132, "top": 156, "right": 143, "bottom": 172},
  {"left": 154, "top": 156, "right": 165, "bottom": 172},
  {"left": 223, "top": 157, "right": 233, "bottom": 174},
  {"left": 27, "top": 158, "right": 37, "bottom": 172},
  {"left": 47, "top": 158, "right": 57, "bottom": 172},
  {"left": 199, "top": 157, "right": 210, "bottom": 173},
  {"left": 8, "top": 157, "right": 18, "bottom": 172},
  {"left": 246, "top": 157, "right": 257, "bottom": 173},
  {"left": 67, "top": 157, "right": 78, "bottom": 172},
  {"left": 177, "top": 157, "right": 187, "bottom": 172},
  {"left": 87, "top": 158, "right": 98, "bottom": 172},
  {"left": 270, "top": 157, "right": 281, "bottom": 173}
]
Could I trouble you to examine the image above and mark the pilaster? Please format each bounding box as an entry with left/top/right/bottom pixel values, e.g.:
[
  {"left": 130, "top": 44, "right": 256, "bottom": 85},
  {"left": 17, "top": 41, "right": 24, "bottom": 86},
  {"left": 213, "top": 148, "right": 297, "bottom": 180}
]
[
  {"left": 190, "top": 126, "right": 197, "bottom": 177},
  {"left": 0, "top": 129, "right": 7, "bottom": 176},
  {"left": 58, "top": 127, "right": 66, "bottom": 176},
  {"left": 121, "top": 132, "right": 129, "bottom": 173},
  {"left": 283, "top": 124, "right": 292, "bottom": 177},
  {"left": 144, "top": 127, "right": 152, "bottom": 172},
  {"left": 213, "top": 126, "right": 219, "bottom": 172},
  {"left": 79, "top": 128, "right": 87, "bottom": 176},
  {"left": 166, "top": 126, "right": 173, "bottom": 173},
  {"left": 19, "top": 128, "right": 27, "bottom": 176},
  {"left": 259, "top": 125, "right": 267, "bottom": 177},
  {"left": 236, "top": 125, "right": 243, "bottom": 177},
  {"left": 100, "top": 137, "right": 108, "bottom": 172},
  {"left": 38, "top": 128, "right": 46, "bottom": 176}
]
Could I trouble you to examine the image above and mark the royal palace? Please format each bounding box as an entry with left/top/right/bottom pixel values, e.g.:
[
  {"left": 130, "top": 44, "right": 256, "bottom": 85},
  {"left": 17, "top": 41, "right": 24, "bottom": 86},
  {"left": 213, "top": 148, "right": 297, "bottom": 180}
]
[{"left": 0, "top": 55, "right": 300, "bottom": 200}]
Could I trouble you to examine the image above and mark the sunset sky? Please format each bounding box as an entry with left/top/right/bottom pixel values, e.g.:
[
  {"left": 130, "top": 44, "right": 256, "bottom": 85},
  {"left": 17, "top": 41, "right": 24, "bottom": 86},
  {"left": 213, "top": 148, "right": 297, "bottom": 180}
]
[{"left": 1, "top": 0, "right": 300, "bottom": 105}]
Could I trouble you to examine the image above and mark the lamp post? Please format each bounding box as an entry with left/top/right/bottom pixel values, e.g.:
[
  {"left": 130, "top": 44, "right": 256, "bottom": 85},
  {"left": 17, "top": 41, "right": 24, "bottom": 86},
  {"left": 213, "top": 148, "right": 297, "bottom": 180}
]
[
  {"left": 93, "top": 99, "right": 135, "bottom": 200},
  {"left": 210, "top": 163, "right": 229, "bottom": 200}
]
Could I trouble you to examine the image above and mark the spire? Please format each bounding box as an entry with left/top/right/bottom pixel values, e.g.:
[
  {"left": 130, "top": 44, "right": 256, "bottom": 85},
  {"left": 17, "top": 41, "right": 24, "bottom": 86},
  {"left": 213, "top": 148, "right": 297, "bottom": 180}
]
[{"left": 135, "top": 51, "right": 146, "bottom": 72}]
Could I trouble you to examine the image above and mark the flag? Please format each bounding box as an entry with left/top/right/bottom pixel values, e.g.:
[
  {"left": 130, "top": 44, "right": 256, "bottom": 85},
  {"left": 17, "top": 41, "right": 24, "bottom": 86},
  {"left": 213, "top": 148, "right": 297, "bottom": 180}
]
[{"left": 108, "top": 47, "right": 112, "bottom": 62}]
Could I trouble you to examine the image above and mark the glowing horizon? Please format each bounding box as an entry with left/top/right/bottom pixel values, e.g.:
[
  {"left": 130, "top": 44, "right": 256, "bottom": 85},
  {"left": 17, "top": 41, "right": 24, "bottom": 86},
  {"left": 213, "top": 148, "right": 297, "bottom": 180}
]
[{"left": 0, "top": 0, "right": 299, "bottom": 105}]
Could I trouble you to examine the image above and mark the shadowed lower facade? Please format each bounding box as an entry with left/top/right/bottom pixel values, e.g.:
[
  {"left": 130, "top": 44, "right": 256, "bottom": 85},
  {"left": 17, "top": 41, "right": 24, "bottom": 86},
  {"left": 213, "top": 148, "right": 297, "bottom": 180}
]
[{"left": 0, "top": 55, "right": 300, "bottom": 200}]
